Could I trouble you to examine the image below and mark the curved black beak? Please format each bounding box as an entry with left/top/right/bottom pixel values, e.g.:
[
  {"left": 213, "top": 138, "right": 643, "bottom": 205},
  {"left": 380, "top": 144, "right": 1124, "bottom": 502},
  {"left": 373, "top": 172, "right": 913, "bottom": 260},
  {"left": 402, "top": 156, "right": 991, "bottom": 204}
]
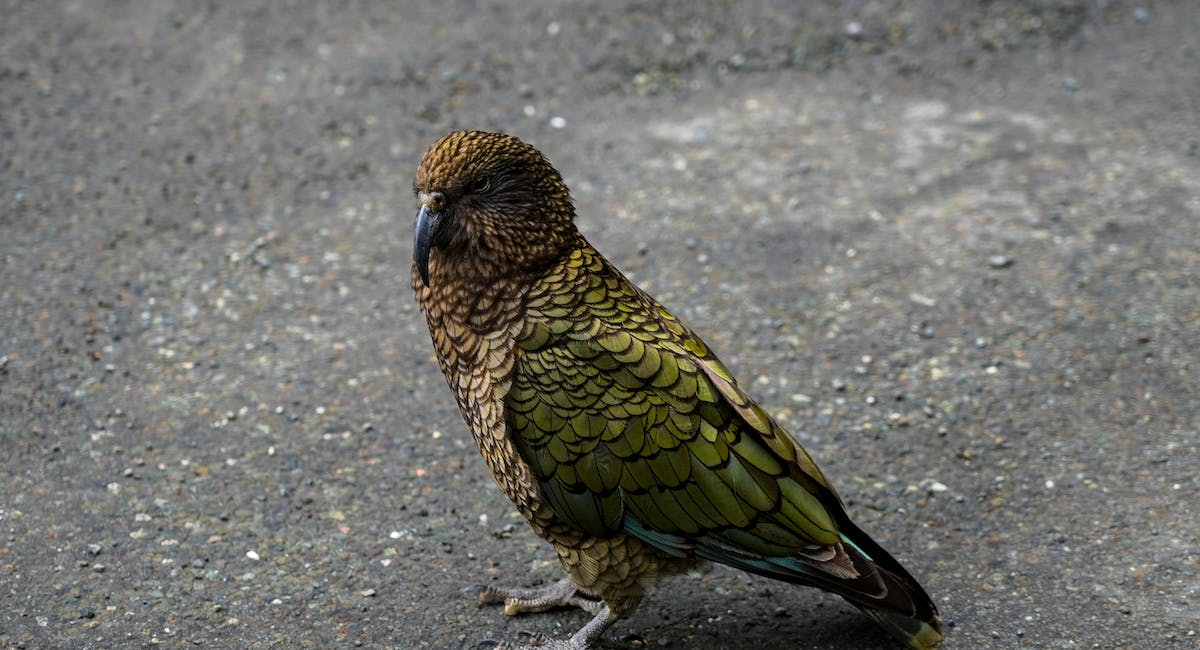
[{"left": 413, "top": 203, "right": 441, "bottom": 286}]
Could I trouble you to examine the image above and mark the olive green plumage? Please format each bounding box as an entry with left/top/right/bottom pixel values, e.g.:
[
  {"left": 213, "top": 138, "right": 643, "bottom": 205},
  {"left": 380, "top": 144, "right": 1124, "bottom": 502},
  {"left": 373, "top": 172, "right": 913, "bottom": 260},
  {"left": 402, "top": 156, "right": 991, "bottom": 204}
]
[{"left": 412, "top": 130, "right": 942, "bottom": 650}]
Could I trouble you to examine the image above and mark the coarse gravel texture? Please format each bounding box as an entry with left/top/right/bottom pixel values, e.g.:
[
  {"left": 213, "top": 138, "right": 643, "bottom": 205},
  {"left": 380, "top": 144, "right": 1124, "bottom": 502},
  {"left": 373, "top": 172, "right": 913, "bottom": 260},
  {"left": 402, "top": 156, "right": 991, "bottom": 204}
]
[{"left": 2, "top": 1, "right": 1198, "bottom": 649}]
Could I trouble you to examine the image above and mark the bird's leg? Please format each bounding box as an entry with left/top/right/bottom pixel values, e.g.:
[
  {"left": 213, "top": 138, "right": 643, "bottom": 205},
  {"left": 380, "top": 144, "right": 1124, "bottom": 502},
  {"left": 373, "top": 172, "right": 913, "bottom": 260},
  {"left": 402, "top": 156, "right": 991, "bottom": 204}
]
[
  {"left": 479, "top": 577, "right": 604, "bottom": 616},
  {"left": 488, "top": 602, "right": 619, "bottom": 650}
]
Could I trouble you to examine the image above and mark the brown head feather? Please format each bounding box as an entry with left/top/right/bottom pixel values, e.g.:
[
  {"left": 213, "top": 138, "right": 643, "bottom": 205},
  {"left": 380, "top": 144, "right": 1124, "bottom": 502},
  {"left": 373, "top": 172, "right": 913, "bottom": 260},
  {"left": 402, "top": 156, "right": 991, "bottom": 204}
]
[{"left": 413, "top": 131, "right": 579, "bottom": 286}]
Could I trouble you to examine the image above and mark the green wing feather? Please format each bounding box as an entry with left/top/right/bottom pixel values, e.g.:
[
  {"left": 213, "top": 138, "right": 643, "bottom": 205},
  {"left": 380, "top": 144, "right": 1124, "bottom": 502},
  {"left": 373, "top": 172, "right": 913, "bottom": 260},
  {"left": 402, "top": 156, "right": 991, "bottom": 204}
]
[
  {"left": 506, "top": 246, "right": 942, "bottom": 649},
  {"left": 507, "top": 246, "right": 842, "bottom": 552}
]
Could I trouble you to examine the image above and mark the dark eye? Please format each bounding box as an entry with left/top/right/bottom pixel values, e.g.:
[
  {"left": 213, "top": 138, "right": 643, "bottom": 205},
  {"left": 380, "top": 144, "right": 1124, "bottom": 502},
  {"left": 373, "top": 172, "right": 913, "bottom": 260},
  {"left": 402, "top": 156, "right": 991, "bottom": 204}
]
[{"left": 471, "top": 175, "right": 492, "bottom": 193}]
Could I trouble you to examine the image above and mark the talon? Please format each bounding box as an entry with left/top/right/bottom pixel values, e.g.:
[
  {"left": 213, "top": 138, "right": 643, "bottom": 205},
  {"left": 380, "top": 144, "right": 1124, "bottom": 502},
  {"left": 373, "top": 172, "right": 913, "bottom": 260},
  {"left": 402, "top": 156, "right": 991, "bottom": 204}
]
[
  {"left": 620, "top": 632, "right": 648, "bottom": 648},
  {"left": 479, "top": 585, "right": 506, "bottom": 605},
  {"left": 517, "top": 630, "right": 550, "bottom": 646}
]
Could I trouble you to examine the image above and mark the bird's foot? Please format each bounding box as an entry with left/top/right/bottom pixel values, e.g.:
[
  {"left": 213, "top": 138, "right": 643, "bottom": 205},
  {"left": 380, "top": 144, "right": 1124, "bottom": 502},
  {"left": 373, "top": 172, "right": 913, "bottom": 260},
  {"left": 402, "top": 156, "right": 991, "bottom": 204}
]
[
  {"left": 481, "top": 630, "right": 576, "bottom": 649},
  {"left": 470, "top": 590, "right": 619, "bottom": 650},
  {"left": 476, "top": 577, "right": 604, "bottom": 616},
  {"left": 477, "top": 604, "right": 617, "bottom": 649}
]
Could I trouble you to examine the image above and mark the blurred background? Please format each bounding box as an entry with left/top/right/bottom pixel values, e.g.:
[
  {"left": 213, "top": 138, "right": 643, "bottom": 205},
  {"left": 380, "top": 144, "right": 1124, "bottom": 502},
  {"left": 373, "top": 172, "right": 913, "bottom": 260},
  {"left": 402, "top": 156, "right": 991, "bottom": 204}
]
[{"left": 2, "top": 2, "right": 1198, "bottom": 648}]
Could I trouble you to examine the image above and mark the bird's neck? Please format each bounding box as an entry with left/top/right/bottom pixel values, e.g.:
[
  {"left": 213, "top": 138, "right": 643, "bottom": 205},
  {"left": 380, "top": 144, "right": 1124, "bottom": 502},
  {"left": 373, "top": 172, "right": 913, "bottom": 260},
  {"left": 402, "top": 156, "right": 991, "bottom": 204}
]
[
  {"left": 413, "top": 231, "right": 587, "bottom": 331},
  {"left": 413, "top": 263, "right": 523, "bottom": 334}
]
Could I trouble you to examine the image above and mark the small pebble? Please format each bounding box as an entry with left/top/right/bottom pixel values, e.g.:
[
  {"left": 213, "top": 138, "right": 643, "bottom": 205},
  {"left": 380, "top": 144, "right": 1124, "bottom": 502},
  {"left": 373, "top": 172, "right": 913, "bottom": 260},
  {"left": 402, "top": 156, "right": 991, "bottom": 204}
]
[{"left": 988, "top": 255, "right": 1014, "bottom": 268}]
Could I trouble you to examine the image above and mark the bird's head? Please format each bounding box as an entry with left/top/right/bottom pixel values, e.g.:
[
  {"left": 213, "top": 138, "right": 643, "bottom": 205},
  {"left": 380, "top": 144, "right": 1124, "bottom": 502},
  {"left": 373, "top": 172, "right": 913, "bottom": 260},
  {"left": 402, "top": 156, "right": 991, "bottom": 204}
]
[{"left": 412, "top": 130, "right": 577, "bottom": 287}]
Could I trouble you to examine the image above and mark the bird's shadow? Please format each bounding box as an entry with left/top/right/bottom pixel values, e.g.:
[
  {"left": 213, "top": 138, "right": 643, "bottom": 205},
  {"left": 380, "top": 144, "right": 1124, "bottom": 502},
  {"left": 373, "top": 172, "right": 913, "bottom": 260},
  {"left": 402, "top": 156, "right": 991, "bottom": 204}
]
[
  {"left": 473, "top": 593, "right": 903, "bottom": 650},
  {"left": 607, "top": 612, "right": 897, "bottom": 650}
]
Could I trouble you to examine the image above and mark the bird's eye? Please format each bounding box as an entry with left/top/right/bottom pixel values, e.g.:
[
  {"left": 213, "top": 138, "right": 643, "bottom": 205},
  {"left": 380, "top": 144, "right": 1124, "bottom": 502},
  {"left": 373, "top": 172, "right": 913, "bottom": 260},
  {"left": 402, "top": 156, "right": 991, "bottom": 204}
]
[{"left": 471, "top": 175, "right": 492, "bottom": 193}]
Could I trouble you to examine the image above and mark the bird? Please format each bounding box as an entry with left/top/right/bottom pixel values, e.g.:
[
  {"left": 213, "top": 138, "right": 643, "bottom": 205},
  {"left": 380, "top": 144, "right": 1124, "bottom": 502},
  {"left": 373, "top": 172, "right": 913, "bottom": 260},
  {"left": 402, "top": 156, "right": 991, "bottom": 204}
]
[{"left": 410, "top": 129, "right": 943, "bottom": 650}]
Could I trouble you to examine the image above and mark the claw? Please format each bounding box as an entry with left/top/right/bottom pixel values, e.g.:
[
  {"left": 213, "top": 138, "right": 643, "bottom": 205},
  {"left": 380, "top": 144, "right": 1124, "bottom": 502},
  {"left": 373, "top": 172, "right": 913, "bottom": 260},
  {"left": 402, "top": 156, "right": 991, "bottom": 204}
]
[
  {"left": 478, "top": 584, "right": 508, "bottom": 606},
  {"left": 619, "top": 632, "right": 648, "bottom": 648},
  {"left": 517, "top": 629, "right": 550, "bottom": 646}
]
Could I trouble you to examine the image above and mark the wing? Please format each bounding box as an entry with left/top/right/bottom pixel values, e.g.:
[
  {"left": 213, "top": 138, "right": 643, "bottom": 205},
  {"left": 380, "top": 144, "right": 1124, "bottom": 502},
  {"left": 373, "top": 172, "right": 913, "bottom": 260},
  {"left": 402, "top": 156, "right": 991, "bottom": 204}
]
[
  {"left": 506, "top": 248, "right": 944, "bottom": 644},
  {"left": 505, "top": 247, "right": 847, "bottom": 566}
]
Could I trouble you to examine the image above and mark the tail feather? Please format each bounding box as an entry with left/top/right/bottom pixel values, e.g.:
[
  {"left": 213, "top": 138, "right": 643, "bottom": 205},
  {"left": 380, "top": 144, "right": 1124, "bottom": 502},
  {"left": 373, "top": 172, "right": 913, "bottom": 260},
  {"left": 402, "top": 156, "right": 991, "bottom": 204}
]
[
  {"left": 623, "top": 508, "right": 942, "bottom": 648},
  {"left": 834, "top": 518, "right": 942, "bottom": 649},
  {"left": 854, "top": 602, "right": 943, "bottom": 650},
  {"left": 685, "top": 518, "right": 942, "bottom": 649}
]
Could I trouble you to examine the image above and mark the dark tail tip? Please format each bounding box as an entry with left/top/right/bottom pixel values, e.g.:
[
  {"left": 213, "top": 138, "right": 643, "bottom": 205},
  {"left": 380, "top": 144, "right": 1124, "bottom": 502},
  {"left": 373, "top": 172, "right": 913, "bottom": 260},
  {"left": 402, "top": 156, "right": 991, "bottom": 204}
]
[{"left": 856, "top": 603, "right": 943, "bottom": 649}]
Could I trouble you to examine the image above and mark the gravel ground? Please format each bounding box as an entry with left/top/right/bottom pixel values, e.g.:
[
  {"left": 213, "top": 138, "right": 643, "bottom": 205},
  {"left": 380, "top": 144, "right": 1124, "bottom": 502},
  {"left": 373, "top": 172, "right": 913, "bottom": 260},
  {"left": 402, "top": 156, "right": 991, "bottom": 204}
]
[{"left": 2, "top": 2, "right": 1198, "bottom": 649}]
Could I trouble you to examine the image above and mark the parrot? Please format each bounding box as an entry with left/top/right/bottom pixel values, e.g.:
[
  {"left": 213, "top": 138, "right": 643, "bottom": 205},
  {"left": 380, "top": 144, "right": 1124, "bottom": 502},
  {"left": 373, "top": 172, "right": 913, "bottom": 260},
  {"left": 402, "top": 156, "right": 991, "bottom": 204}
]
[{"left": 410, "top": 130, "right": 942, "bottom": 649}]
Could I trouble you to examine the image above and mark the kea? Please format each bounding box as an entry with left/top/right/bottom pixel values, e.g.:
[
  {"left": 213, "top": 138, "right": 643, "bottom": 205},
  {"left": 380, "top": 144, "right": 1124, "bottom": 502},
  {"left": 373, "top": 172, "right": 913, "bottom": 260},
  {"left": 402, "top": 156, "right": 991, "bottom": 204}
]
[{"left": 411, "top": 130, "right": 942, "bottom": 649}]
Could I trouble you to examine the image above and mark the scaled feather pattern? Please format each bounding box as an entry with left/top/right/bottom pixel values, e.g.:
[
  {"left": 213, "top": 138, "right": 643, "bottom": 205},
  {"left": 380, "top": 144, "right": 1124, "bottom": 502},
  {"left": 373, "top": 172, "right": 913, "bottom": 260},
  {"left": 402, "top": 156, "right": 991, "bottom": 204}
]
[{"left": 411, "top": 130, "right": 942, "bottom": 650}]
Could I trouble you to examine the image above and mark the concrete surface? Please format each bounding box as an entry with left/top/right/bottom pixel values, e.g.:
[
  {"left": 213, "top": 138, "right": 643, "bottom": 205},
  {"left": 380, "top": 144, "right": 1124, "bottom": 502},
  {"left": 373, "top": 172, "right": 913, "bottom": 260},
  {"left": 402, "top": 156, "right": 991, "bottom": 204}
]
[{"left": 2, "top": 1, "right": 1198, "bottom": 648}]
